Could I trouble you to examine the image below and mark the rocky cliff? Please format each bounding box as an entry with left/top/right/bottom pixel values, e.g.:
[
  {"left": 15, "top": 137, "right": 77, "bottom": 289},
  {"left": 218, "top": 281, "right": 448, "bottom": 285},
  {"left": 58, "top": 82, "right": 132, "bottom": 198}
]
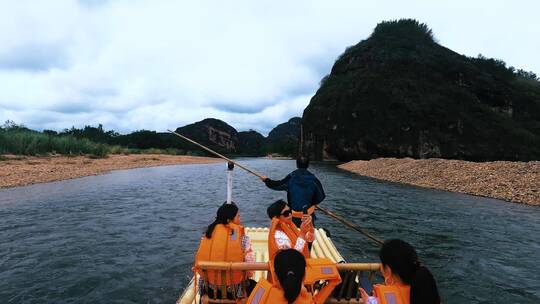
[
  {"left": 302, "top": 19, "right": 540, "bottom": 161},
  {"left": 175, "top": 118, "right": 239, "bottom": 153}
]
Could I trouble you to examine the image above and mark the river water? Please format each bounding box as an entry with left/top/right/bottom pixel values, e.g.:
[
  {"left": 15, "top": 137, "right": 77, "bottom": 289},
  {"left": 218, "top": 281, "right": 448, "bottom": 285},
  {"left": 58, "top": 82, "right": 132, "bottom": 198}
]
[{"left": 1, "top": 159, "right": 539, "bottom": 303}]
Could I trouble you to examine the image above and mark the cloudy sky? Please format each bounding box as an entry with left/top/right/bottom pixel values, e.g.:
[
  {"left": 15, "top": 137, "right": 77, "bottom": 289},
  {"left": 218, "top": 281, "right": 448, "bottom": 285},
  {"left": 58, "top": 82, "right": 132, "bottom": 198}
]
[{"left": 1, "top": 0, "right": 538, "bottom": 135}]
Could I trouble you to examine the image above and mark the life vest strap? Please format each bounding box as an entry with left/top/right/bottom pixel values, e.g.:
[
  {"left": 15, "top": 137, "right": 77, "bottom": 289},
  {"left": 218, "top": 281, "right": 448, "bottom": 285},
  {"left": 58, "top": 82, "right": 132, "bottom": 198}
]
[{"left": 291, "top": 205, "right": 316, "bottom": 218}]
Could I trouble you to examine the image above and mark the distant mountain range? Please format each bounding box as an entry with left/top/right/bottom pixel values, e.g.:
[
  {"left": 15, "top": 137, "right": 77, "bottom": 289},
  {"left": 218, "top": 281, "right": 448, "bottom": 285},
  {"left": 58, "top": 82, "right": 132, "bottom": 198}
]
[
  {"left": 99, "top": 116, "right": 302, "bottom": 157},
  {"left": 174, "top": 117, "right": 301, "bottom": 156}
]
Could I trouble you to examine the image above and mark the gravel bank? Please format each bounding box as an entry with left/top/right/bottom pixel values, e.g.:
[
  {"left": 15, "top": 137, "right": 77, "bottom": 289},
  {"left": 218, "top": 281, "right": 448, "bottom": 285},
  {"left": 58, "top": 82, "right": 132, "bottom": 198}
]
[
  {"left": 338, "top": 158, "right": 539, "bottom": 206},
  {"left": 0, "top": 154, "right": 222, "bottom": 189}
]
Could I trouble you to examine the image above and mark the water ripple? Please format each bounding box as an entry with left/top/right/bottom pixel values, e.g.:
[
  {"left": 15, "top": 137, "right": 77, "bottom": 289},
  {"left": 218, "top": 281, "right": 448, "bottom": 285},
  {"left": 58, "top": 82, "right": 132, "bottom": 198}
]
[{"left": 1, "top": 159, "right": 539, "bottom": 303}]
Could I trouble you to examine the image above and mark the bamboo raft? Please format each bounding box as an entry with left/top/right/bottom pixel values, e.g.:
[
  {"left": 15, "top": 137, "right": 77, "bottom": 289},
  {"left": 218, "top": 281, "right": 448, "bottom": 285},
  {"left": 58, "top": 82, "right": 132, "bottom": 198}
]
[
  {"left": 177, "top": 227, "right": 380, "bottom": 304},
  {"left": 169, "top": 132, "right": 383, "bottom": 303}
]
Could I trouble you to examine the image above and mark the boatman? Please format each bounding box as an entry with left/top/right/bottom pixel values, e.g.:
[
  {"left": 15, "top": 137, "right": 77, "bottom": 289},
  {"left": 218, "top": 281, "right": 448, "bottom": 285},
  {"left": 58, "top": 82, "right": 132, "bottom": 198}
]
[{"left": 260, "top": 156, "right": 325, "bottom": 229}]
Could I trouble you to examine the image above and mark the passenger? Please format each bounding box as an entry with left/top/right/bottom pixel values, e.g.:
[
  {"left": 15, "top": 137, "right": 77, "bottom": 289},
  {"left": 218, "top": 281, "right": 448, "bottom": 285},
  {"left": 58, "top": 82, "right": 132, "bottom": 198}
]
[
  {"left": 360, "top": 239, "right": 441, "bottom": 304},
  {"left": 194, "top": 202, "right": 255, "bottom": 299},
  {"left": 267, "top": 199, "right": 313, "bottom": 260},
  {"left": 247, "top": 249, "right": 311, "bottom": 303},
  {"left": 247, "top": 249, "right": 341, "bottom": 304}
]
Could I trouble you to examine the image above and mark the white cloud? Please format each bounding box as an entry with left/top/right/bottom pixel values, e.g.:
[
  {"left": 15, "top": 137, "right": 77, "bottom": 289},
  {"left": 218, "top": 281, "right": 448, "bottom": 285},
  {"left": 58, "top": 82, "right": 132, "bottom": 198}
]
[{"left": 0, "top": 0, "right": 538, "bottom": 135}]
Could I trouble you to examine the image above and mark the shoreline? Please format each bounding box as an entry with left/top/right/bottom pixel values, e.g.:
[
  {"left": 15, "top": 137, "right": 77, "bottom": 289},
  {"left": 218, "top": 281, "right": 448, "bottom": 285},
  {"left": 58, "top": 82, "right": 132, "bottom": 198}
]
[
  {"left": 0, "top": 154, "right": 222, "bottom": 189},
  {"left": 338, "top": 158, "right": 539, "bottom": 206}
]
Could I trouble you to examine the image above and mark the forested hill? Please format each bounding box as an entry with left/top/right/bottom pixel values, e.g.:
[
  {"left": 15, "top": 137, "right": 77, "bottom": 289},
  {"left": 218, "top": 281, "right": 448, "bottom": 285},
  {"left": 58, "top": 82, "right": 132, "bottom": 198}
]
[
  {"left": 302, "top": 19, "right": 540, "bottom": 161},
  {"left": 0, "top": 118, "right": 302, "bottom": 157}
]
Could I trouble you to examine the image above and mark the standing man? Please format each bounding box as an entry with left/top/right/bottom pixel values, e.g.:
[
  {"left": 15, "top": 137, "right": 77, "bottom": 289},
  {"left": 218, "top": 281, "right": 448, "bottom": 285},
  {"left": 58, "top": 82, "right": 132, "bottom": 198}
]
[{"left": 260, "top": 156, "right": 325, "bottom": 229}]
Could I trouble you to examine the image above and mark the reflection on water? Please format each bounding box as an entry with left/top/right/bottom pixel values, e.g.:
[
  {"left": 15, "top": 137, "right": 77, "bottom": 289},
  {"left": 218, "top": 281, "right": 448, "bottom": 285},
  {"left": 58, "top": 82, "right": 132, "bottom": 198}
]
[{"left": 1, "top": 159, "right": 539, "bottom": 303}]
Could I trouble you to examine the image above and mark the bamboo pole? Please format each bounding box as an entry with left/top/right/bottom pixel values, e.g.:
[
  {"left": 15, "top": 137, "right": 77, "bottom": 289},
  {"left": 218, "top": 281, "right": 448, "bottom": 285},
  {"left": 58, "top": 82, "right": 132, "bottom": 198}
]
[
  {"left": 336, "top": 263, "right": 380, "bottom": 271},
  {"left": 195, "top": 261, "right": 380, "bottom": 272},
  {"left": 315, "top": 206, "right": 384, "bottom": 246},
  {"left": 167, "top": 129, "right": 264, "bottom": 179},
  {"left": 196, "top": 261, "right": 269, "bottom": 271}
]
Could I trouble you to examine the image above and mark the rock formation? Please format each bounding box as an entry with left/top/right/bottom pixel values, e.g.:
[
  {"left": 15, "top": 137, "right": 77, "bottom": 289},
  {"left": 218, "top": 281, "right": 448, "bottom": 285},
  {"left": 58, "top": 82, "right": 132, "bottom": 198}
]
[
  {"left": 302, "top": 19, "right": 540, "bottom": 161},
  {"left": 175, "top": 118, "right": 239, "bottom": 153}
]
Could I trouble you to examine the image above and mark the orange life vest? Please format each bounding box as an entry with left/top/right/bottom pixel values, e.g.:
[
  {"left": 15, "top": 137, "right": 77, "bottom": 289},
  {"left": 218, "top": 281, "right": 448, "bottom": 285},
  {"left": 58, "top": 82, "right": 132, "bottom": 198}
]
[
  {"left": 291, "top": 205, "right": 316, "bottom": 218},
  {"left": 303, "top": 258, "right": 342, "bottom": 304},
  {"left": 262, "top": 258, "right": 341, "bottom": 304},
  {"left": 268, "top": 218, "right": 310, "bottom": 261},
  {"left": 194, "top": 223, "right": 245, "bottom": 285},
  {"left": 373, "top": 284, "right": 410, "bottom": 304},
  {"left": 246, "top": 278, "right": 313, "bottom": 304}
]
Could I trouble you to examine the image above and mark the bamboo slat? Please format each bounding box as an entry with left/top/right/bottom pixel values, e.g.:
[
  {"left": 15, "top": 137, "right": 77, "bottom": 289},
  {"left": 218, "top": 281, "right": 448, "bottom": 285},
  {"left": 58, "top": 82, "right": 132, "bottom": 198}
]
[{"left": 326, "top": 299, "right": 364, "bottom": 304}]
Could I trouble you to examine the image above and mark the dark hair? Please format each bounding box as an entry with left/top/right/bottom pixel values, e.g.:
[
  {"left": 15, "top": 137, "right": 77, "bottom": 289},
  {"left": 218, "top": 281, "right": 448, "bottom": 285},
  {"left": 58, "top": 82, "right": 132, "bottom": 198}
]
[
  {"left": 267, "top": 199, "right": 287, "bottom": 219},
  {"left": 296, "top": 156, "right": 309, "bottom": 169},
  {"left": 205, "top": 202, "right": 239, "bottom": 238},
  {"left": 274, "top": 249, "right": 306, "bottom": 303},
  {"left": 379, "top": 239, "right": 440, "bottom": 304}
]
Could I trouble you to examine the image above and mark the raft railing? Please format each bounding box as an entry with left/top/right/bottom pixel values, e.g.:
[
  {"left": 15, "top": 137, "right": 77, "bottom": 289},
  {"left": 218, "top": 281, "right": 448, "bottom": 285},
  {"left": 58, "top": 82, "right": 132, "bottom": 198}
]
[{"left": 179, "top": 261, "right": 381, "bottom": 304}]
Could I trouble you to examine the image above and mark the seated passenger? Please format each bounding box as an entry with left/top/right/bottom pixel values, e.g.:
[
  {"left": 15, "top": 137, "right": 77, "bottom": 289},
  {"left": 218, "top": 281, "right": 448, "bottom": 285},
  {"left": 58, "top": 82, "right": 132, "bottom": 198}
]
[
  {"left": 194, "top": 202, "right": 255, "bottom": 299},
  {"left": 360, "top": 239, "right": 441, "bottom": 304},
  {"left": 247, "top": 249, "right": 341, "bottom": 304},
  {"left": 267, "top": 200, "right": 314, "bottom": 260}
]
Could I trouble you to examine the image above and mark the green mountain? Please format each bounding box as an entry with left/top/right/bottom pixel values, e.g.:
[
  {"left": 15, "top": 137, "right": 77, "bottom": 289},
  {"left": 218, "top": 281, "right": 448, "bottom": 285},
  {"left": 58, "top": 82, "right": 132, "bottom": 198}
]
[
  {"left": 238, "top": 130, "right": 266, "bottom": 156},
  {"left": 302, "top": 19, "right": 540, "bottom": 161},
  {"left": 266, "top": 117, "right": 302, "bottom": 156}
]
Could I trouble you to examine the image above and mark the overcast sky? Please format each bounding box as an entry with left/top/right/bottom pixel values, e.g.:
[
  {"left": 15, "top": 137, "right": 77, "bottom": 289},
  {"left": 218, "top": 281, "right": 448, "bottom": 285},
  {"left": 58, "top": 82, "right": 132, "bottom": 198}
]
[{"left": 1, "top": 0, "right": 538, "bottom": 135}]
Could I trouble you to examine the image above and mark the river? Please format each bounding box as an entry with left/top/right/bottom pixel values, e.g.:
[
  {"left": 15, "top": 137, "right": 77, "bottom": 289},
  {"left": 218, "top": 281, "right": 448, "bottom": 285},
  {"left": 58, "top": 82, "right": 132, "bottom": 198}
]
[{"left": 1, "top": 159, "right": 539, "bottom": 303}]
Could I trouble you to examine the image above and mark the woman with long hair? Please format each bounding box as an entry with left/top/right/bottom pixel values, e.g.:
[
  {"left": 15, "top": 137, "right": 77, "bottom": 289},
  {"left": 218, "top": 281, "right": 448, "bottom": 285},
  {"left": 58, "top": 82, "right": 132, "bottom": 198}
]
[
  {"left": 204, "top": 202, "right": 241, "bottom": 238},
  {"left": 247, "top": 249, "right": 312, "bottom": 304},
  {"left": 360, "top": 239, "right": 441, "bottom": 304},
  {"left": 194, "top": 202, "right": 255, "bottom": 299}
]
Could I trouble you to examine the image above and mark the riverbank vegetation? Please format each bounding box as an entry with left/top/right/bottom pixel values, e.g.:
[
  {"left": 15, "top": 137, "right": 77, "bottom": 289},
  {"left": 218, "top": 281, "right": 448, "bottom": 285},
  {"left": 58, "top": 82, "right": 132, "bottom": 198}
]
[
  {"left": 0, "top": 121, "right": 202, "bottom": 158},
  {"left": 0, "top": 122, "right": 109, "bottom": 157}
]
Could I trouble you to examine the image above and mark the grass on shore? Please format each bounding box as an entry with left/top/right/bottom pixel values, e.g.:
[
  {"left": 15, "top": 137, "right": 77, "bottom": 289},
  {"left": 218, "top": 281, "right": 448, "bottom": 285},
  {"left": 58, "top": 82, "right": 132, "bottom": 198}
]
[
  {"left": 0, "top": 129, "right": 108, "bottom": 157},
  {"left": 0, "top": 129, "right": 204, "bottom": 158}
]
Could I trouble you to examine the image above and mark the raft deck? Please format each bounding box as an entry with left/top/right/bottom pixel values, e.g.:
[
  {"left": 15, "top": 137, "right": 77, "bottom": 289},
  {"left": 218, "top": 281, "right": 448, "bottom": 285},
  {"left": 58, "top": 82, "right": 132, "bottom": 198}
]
[{"left": 177, "top": 227, "right": 350, "bottom": 303}]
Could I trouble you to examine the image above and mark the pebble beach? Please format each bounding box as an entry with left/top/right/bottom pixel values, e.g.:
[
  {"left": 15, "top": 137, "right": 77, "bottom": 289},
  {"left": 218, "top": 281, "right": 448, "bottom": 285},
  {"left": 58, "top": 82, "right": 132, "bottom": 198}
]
[
  {"left": 0, "top": 154, "right": 222, "bottom": 189},
  {"left": 339, "top": 158, "right": 539, "bottom": 206}
]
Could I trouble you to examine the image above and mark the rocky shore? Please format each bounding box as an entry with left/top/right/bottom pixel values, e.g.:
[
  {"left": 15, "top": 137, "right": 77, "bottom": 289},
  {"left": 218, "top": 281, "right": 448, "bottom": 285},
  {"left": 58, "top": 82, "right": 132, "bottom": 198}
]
[
  {"left": 339, "top": 158, "right": 539, "bottom": 206},
  {"left": 0, "top": 154, "right": 222, "bottom": 189}
]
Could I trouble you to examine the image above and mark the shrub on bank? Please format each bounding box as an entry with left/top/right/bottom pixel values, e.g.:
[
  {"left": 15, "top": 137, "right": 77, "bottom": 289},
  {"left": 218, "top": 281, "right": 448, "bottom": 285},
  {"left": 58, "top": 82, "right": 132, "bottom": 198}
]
[
  {"left": 0, "top": 129, "right": 111, "bottom": 156},
  {"left": 0, "top": 123, "right": 195, "bottom": 157},
  {"left": 109, "top": 145, "right": 129, "bottom": 154}
]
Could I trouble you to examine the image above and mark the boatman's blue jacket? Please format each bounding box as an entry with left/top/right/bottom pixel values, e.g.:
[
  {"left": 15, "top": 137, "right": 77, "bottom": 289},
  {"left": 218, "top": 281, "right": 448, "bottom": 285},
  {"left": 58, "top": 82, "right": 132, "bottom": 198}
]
[{"left": 264, "top": 168, "right": 326, "bottom": 222}]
